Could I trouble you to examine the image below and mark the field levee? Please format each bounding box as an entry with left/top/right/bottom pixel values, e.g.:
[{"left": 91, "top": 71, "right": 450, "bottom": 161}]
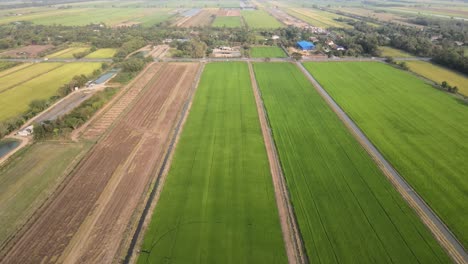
[
  {"left": 1, "top": 62, "right": 200, "bottom": 264},
  {"left": 253, "top": 62, "right": 451, "bottom": 263}
]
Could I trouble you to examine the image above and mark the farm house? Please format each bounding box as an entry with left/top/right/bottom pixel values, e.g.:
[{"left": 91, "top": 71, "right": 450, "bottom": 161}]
[{"left": 297, "top": 41, "right": 315, "bottom": 50}]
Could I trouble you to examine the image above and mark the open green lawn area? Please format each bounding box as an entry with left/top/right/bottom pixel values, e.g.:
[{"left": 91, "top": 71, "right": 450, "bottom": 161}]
[
  {"left": 403, "top": 60, "right": 468, "bottom": 96},
  {"left": 241, "top": 10, "right": 283, "bottom": 28},
  {"left": 48, "top": 47, "right": 90, "bottom": 58},
  {"left": 212, "top": 16, "right": 242, "bottom": 27},
  {"left": 0, "top": 62, "right": 102, "bottom": 122},
  {"left": 0, "top": 141, "right": 89, "bottom": 247},
  {"left": 138, "top": 62, "right": 287, "bottom": 264},
  {"left": 85, "top": 48, "right": 117, "bottom": 58},
  {"left": 305, "top": 61, "right": 468, "bottom": 249},
  {"left": 250, "top": 46, "right": 287, "bottom": 58},
  {"left": 380, "top": 46, "right": 414, "bottom": 58},
  {"left": 0, "top": 63, "right": 63, "bottom": 93},
  {"left": 253, "top": 62, "right": 450, "bottom": 263}
]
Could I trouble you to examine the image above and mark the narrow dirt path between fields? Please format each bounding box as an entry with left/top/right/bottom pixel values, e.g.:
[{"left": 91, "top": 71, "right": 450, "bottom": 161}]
[
  {"left": 248, "top": 62, "right": 307, "bottom": 264},
  {"left": 296, "top": 61, "right": 468, "bottom": 264},
  {"left": 124, "top": 62, "right": 205, "bottom": 264}
]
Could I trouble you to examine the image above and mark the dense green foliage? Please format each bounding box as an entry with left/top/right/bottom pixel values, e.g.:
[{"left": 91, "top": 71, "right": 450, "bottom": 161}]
[
  {"left": 254, "top": 62, "right": 450, "bottom": 263},
  {"left": 250, "top": 46, "right": 287, "bottom": 58},
  {"left": 138, "top": 62, "right": 286, "bottom": 264},
  {"left": 305, "top": 61, "right": 468, "bottom": 249}
]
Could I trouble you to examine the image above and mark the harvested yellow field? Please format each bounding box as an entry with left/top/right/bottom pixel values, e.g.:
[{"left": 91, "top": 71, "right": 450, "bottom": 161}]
[
  {"left": 404, "top": 61, "right": 468, "bottom": 96},
  {"left": 287, "top": 8, "right": 351, "bottom": 28}
]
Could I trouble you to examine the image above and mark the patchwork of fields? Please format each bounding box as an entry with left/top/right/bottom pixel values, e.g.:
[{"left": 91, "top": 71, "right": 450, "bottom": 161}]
[
  {"left": 85, "top": 48, "right": 117, "bottom": 58},
  {"left": 250, "top": 46, "right": 287, "bottom": 58},
  {"left": 253, "top": 62, "right": 450, "bottom": 263},
  {"left": 0, "top": 62, "right": 102, "bottom": 122},
  {"left": 305, "top": 61, "right": 468, "bottom": 249},
  {"left": 138, "top": 62, "right": 287, "bottom": 263},
  {"left": 3, "top": 63, "right": 200, "bottom": 263}
]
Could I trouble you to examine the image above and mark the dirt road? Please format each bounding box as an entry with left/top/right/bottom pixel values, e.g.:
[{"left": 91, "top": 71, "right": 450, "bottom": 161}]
[
  {"left": 248, "top": 62, "right": 307, "bottom": 264},
  {"left": 2, "top": 63, "right": 200, "bottom": 264}
]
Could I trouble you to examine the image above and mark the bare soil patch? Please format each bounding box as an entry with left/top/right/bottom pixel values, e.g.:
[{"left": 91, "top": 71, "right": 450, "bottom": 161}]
[
  {"left": 0, "top": 45, "right": 54, "bottom": 58},
  {"left": 2, "top": 63, "right": 200, "bottom": 264}
]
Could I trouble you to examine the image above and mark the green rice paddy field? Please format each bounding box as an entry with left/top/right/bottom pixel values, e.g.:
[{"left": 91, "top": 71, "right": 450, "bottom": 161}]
[
  {"left": 253, "top": 62, "right": 450, "bottom": 263},
  {"left": 305, "top": 61, "right": 468, "bottom": 249},
  {"left": 250, "top": 47, "right": 287, "bottom": 58},
  {"left": 85, "top": 48, "right": 117, "bottom": 58},
  {"left": 0, "top": 63, "right": 63, "bottom": 93},
  {"left": 138, "top": 62, "right": 286, "bottom": 263},
  {"left": 212, "top": 16, "right": 242, "bottom": 27},
  {"left": 0, "top": 141, "right": 89, "bottom": 247},
  {"left": 241, "top": 10, "right": 283, "bottom": 28},
  {"left": 0, "top": 62, "right": 102, "bottom": 122},
  {"left": 48, "top": 47, "right": 90, "bottom": 58}
]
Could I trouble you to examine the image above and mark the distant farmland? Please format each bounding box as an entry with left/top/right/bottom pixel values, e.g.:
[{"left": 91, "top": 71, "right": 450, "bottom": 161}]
[
  {"left": 85, "top": 48, "right": 117, "bottom": 58},
  {"left": 0, "top": 62, "right": 102, "bottom": 122},
  {"left": 48, "top": 47, "right": 90, "bottom": 58},
  {"left": 138, "top": 62, "right": 287, "bottom": 263},
  {"left": 212, "top": 16, "right": 242, "bottom": 27},
  {"left": 0, "top": 7, "right": 174, "bottom": 26},
  {"left": 253, "top": 62, "right": 450, "bottom": 263},
  {"left": 250, "top": 46, "right": 287, "bottom": 58},
  {"left": 0, "top": 141, "right": 89, "bottom": 247},
  {"left": 241, "top": 10, "right": 283, "bottom": 28},
  {"left": 286, "top": 8, "right": 351, "bottom": 28},
  {"left": 305, "top": 61, "right": 468, "bottom": 249}
]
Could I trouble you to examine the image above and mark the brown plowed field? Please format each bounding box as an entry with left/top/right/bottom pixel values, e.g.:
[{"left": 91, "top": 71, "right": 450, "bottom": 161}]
[
  {"left": 82, "top": 63, "right": 163, "bottom": 140},
  {"left": 2, "top": 63, "right": 200, "bottom": 264}
]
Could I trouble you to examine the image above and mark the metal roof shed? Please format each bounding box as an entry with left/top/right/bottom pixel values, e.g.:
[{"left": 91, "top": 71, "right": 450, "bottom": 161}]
[{"left": 297, "top": 41, "right": 315, "bottom": 50}]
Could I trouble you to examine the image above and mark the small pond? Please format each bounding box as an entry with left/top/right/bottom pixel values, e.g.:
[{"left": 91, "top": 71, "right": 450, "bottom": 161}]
[{"left": 0, "top": 139, "right": 20, "bottom": 159}]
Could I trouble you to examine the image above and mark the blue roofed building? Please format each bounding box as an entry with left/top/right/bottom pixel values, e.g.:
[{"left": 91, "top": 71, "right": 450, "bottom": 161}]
[{"left": 296, "top": 41, "right": 315, "bottom": 50}]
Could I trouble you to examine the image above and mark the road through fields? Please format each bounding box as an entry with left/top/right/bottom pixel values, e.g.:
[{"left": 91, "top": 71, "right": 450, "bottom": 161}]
[
  {"left": 248, "top": 62, "right": 306, "bottom": 264},
  {"left": 1, "top": 63, "right": 200, "bottom": 264},
  {"left": 296, "top": 62, "right": 468, "bottom": 264}
]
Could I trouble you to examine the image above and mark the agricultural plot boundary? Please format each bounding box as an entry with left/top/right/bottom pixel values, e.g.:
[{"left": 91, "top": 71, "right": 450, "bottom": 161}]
[
  {"left": 123, "top": 62, "right": 205, "bottom": 264},
  {"left": 297, "top": 62, "right": 468, "bottom": 264},
  {"left": 247, "top": 62, "right": 306, "bottom": 264}
]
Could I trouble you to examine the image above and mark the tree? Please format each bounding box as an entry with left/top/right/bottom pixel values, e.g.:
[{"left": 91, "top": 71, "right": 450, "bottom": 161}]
[{"left": 291, "top": 52, "right": 302, "bottom": 61}]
